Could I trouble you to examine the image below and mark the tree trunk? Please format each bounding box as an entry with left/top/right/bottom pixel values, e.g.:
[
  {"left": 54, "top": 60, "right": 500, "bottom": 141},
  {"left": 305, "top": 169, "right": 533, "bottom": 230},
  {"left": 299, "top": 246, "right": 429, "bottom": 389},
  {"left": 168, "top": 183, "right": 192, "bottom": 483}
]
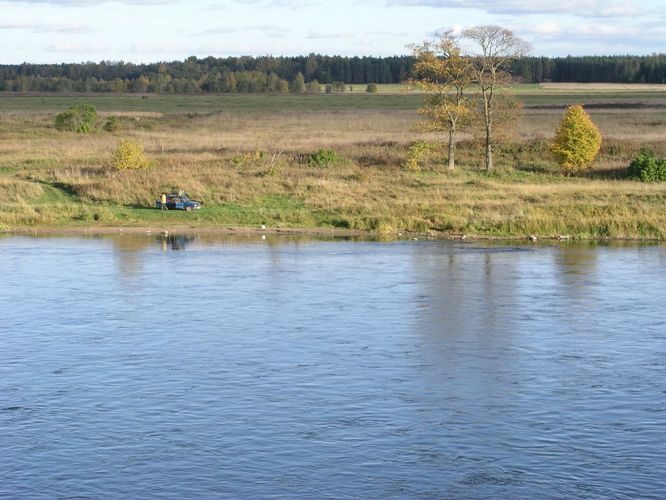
[
  {"left": 447, "top": 128, "right": 456, "bottom": 170},
  {"left": 483, "top": 90, "right": 493, "bottom": 171},
  {"left": 485, "top": 121, "right": 493, "bottom": 171}
]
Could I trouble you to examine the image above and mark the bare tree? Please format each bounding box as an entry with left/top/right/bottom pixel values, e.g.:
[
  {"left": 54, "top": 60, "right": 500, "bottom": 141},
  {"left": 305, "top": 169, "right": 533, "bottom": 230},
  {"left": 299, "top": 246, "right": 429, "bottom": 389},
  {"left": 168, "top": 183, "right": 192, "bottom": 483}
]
[
  {"left": 463, "top": 25, "right": 530, "bottom": 171},
  {"left": 409, "top": 31, "right": 473, "bottom": 170}
]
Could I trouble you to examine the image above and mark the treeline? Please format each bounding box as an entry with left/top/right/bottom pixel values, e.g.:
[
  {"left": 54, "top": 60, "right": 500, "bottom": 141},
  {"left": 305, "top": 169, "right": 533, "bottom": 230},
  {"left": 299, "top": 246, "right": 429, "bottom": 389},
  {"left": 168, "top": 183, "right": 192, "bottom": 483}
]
[
  {"left": 0, "top": 54, "right": 664, "bottom": 93},
  {"left": 0, "top": 55, "right": 410, "bottom": 94},
  {"left": 514, "top": 55, "right": 666, "bottom": 84}
]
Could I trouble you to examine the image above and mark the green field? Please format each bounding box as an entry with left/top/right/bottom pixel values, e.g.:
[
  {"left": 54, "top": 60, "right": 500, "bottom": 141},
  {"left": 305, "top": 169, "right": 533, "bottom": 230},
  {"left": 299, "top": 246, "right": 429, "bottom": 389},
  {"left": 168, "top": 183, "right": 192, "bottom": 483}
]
[{"left": 1, "top": 84, "right": 665, "bottom": 113}]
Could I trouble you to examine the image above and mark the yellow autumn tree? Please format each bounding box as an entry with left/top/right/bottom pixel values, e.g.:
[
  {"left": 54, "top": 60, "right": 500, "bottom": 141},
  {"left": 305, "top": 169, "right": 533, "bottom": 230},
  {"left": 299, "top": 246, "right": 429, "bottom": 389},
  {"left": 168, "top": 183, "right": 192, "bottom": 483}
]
[
  {"left": 409, "top": 31, "right": 473, "bottom": 170},
  {"left": 113, "top": 139, "right": 152, "bottom": 170},
  {"left": 551, "top": 105, "right": 602, "bottom": 175}
]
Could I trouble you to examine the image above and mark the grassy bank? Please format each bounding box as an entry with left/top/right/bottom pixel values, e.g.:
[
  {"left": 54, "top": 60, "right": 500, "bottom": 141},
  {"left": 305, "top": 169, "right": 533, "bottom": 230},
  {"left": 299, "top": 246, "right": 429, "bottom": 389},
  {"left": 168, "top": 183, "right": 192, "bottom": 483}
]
[{"left": 1, "top": 86, "right": 665, "bottom": 239}]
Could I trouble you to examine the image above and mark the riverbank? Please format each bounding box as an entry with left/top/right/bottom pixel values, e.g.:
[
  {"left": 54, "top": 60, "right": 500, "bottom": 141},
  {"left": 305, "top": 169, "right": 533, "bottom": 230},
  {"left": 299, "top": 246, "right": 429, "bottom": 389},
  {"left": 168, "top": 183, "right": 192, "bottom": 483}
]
[
  {"left": 5, "top": 224, "right": 370, "bottom": 238},
  {"left": 1, "top": 90, "right": 665, "bottom": 240},
  {"left": 3, "top": 164, "right": 666, "bottom": 240},
  {"left": 5, "top": 224, "right": 664, "bottom": 243}
]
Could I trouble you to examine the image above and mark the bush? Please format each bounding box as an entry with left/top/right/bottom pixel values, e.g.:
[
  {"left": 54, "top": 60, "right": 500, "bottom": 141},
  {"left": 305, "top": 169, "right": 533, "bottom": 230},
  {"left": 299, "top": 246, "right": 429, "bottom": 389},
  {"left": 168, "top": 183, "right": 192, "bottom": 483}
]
[
  {"left": 551, "top": 104, "right": 602, "bottom": 174},
  {"left": 403, "top": 141, "right": 436, "bottom": 171},
  {"left": 305, "top": 80, "right": 321, "bottom": 93},
  {"left": 103, "top": 116, "right": 121, "bottom": 132},
  {"left": 54, "top": 104, "right": 98, "bottom": 133},
  {"left": 112, "top": 139, "right": 151, "bottom": 170},
  {"left": 309, "top": 149, "right": 341, "bottom": 167},
  {"left": 365, "top": 83, "right": 378, "bottom": 93},
  {"left": 274, "top": 79, "right": 289, "bottom": 93},
  {"left": 231, "top": 150, "right": 265, "bottom": 168},
  {"left": 627, "top": 150, "right": 666, "bottom": 182}
]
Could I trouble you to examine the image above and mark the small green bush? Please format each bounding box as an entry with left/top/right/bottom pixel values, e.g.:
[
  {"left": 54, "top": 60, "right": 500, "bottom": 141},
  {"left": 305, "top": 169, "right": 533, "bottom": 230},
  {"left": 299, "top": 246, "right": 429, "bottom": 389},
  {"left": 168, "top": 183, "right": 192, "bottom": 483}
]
[
  {"left": 54, "top": 104, "right": 98, "bottom": 133},
  {"left": 308, "top": 149, "right": 341, "bottom": 167},
  {"left": 627, "top": 150, "right": 666, "bottom": 182},
  {"left": 103, "top": 116, "right": 121, "bottom": 132},
  {"left": 305, "top": 80, "right": 321, "bottom": 93},
  {"left": 365, "top": 83, "right": 378, "bottom": 93}
]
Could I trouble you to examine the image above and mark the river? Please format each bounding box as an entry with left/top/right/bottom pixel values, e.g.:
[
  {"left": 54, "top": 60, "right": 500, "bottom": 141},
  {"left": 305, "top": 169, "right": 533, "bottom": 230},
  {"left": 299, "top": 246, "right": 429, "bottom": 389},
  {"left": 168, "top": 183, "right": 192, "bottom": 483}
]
[{"left": 1, "top": 234, "right": 665, "bottom": 498}]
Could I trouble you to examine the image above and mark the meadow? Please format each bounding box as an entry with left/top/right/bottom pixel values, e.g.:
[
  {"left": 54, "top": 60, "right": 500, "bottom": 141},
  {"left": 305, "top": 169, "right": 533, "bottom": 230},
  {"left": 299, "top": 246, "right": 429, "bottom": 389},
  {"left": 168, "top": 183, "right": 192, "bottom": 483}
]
[{"left": 1, "top": 84, "right": 666, "bottom": 238}]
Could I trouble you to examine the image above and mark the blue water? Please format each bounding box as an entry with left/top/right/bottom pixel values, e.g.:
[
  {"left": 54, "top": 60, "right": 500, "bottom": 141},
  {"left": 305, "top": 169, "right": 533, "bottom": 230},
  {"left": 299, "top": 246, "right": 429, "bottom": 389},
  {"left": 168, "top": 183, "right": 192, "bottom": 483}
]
[{"left": 1, "top": 234, "right": 665, "bottom": 498}]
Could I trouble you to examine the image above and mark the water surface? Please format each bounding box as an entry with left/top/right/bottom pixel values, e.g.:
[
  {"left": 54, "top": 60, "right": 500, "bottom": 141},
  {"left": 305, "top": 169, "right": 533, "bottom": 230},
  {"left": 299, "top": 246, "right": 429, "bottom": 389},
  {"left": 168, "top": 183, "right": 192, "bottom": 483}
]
[{"left": 1, "top": 234, "right": 665, "bottom": 498}]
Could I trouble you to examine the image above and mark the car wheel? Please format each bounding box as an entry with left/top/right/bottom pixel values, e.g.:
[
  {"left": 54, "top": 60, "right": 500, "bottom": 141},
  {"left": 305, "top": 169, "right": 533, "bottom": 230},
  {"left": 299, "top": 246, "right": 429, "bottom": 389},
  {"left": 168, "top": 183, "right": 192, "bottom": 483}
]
[{"left": 186, "top": 206, "right": 192, "bottom": 212}]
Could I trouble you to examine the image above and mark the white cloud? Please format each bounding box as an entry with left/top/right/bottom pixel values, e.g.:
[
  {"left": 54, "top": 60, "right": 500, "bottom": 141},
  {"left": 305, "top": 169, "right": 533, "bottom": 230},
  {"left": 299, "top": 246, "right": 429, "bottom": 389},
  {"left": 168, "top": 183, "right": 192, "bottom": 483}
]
[
  {"left": 221, "top": 0, "right": 316, "bottom": 7},
  {"left": 306, "top": 31, "right": 354, "bottom": 39},
  {"left": 385, "top": 0, "right": 649, "bottom": 18},
  {"left": 532, "top": 22, "right": 561, "bottom": 36},
  {"left": 202, "top": 26, "right": 239, "bottom": 34},
  {"left": 516, "top": 18, "right": 666, "bottom": 55},
  {"left": 45, "top": 41, "right": 109, "bottom": 53},
  {"left": 0, "top": 0, "right": 177, "bottom": 4},
  {"left": 0, "top": 21, "right": 92, "bottom": 33},
  {"left": 201, "top": 24, "right": 289, "bottom": 38}
]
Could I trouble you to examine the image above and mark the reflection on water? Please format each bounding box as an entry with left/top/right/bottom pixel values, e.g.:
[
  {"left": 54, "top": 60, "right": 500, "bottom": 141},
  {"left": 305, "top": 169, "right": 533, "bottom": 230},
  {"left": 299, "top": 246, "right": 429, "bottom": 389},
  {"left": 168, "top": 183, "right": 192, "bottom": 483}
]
[{"left": 1, "top": 234, "right": 665, "bottom": 498}]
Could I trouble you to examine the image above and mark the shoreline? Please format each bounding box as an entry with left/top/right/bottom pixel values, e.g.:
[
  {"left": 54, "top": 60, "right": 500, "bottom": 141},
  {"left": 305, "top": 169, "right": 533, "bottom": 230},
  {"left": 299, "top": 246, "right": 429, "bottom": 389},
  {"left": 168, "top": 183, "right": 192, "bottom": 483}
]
[{"left": 3, "top": 224, "right": 663, "bottom": 242}]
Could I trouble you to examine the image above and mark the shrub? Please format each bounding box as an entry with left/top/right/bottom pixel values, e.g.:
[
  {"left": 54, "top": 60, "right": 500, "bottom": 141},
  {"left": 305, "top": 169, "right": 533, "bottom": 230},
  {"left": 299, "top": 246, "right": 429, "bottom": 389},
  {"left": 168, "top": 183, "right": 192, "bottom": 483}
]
[
  {"left": 103, "top": 116, "right": 121, "bottom": 132},
  {"left": 308, "top": 149, "right": 341, "bottom": 167},
  {"left": 305, "top": 80, "right": 321, "bottom": 93},
  {"left": 403, "top": 141, "right": 436, "bottom": 171},
  {"left": 366, "top": 83, "right": 378, "bottom": 93},
  {"left": 274, "top": 78, "right": 289, "bottom": 93},
  {"left": 551, "top": 104, "right": 602, "bottom": 174},
  {"left": 627, "top": 150, "right": 666, "bottom": 182},
  {"left": 54, "top": 104, "right": 98, "bottom": 133},
  {"left": 112, "top": 139, "right": 151, "bottom": 170},
  {"left": 231, "top": 150, "right": 265, "bottom": 167}
]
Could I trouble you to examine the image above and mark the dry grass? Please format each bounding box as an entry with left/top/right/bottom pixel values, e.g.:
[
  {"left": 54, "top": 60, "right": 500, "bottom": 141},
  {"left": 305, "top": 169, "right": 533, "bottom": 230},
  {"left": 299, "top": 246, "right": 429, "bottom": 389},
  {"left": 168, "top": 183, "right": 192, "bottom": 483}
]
[{"left": 1, "top": 94, "right": 666, "bottom": 238}]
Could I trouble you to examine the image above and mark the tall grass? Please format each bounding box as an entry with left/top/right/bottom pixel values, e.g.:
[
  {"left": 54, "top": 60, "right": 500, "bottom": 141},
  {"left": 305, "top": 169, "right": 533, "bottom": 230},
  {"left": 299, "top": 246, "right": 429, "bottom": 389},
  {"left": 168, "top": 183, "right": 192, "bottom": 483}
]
[{"left": 1, "top": 92, "right": 665, "bottom": 238}]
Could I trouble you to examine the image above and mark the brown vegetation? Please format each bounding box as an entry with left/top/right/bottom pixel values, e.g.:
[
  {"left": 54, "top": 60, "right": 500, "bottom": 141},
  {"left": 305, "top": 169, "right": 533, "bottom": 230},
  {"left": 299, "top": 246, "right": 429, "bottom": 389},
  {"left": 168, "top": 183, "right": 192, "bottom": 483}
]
[{"left": 0, "top": 92, "right": 665, "bottom": 238}]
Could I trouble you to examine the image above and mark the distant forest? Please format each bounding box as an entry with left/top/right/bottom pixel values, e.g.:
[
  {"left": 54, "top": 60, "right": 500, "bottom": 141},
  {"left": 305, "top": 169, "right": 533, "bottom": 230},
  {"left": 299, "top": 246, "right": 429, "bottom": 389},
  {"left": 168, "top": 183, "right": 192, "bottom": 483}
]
[{"left": 1, "top": 54, "right": 665, "bottom": 93}]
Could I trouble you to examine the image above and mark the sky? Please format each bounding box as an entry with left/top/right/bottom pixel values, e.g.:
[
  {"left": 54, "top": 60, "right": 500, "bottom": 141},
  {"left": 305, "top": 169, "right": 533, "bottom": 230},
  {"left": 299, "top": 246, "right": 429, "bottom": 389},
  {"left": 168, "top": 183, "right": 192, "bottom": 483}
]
[{"left": 0, "top": 0, "right": 664, "bottom": 64}]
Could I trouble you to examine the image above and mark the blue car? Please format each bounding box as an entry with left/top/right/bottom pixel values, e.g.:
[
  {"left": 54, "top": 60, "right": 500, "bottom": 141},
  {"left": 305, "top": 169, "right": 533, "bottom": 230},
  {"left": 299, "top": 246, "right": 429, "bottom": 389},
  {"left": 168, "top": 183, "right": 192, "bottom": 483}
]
[{"left": 156, "top": 193, "right": 202, "bottom": 211}]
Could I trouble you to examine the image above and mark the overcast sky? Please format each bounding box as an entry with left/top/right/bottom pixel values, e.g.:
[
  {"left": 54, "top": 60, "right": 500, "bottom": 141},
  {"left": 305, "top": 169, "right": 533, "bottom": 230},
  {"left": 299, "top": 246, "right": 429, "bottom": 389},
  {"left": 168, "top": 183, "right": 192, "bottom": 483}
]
[{"left": 0, "top": 0, "right": 664, "bottom": 63}]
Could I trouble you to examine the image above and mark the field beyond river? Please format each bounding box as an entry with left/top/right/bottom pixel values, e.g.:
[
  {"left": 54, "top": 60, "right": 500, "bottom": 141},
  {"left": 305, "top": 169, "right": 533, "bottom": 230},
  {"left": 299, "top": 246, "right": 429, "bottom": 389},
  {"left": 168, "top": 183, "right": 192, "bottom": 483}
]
[{"left": 1, "top": 84, "right": 666, "bottom": 239}]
